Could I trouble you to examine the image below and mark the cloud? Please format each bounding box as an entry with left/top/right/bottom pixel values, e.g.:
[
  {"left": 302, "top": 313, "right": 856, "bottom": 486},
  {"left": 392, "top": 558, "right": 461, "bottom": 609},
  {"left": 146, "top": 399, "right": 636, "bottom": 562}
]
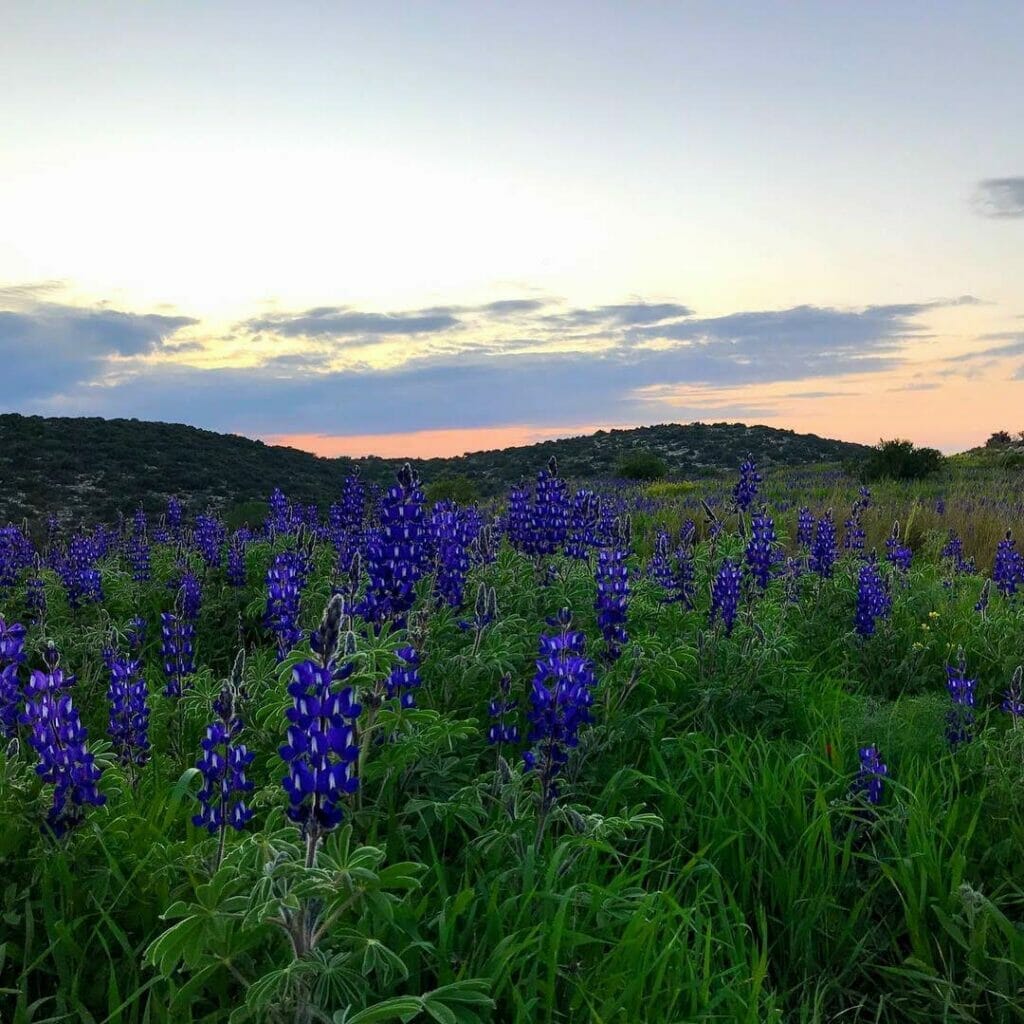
[
  {"left": 542, "top": 301, "right": 693, "bottom": 329},
  {"left": 478, "top": 299, "right": 549, "bottom": 316},
  {"left": 951, "top": 334, "right": 1024, "bottom": 361},
  {"left": 4, "top": 288, "right": 972, "bottom": 441},
  {"left": 0, "top": 299, "right": 196, "bottom": 400},
  {"left": 246, "top": 307, "right": 461, "bottom": 338},
  {"left": 974, "top": 178, "right": 1024, "bottom": 218}
]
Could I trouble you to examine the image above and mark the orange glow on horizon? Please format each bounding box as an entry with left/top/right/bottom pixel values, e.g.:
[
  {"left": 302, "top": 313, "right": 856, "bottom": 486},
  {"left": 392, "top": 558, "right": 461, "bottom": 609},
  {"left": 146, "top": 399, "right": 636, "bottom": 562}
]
[{"left": 263, "top": 423, "right": 629, "bottom": 459}]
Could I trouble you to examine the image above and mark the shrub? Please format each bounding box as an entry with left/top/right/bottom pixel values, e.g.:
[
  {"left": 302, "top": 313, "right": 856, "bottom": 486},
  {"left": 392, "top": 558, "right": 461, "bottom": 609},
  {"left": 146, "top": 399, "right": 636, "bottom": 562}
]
[
  {"left": 425, "top": 475, "right": 479, "bottom": 505},
  {"left": 616, "top": 452, "right": 668, "bottom": 481},
  {"left": 860, "top": 439, "right": 943, "bottom": 482}
]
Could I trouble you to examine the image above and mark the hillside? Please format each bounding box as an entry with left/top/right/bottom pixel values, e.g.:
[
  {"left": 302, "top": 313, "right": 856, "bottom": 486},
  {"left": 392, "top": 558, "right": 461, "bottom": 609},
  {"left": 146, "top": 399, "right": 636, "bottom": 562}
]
[{"left": 0, "top": 414, "right": 871, "bottom": 524}]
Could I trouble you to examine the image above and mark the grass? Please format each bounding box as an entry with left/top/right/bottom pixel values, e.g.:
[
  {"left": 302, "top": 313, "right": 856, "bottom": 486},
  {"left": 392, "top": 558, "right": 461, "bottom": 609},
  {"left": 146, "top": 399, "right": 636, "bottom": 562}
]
[{"left": 0, "top": 461, "right": 1023, "bottom": 1022}]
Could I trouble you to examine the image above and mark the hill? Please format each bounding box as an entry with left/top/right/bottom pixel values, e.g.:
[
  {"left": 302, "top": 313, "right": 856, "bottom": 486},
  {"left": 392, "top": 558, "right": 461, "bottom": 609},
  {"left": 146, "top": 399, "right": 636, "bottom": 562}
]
[{"left": 0, "top": 414, "right": 871, "bottom": 525}]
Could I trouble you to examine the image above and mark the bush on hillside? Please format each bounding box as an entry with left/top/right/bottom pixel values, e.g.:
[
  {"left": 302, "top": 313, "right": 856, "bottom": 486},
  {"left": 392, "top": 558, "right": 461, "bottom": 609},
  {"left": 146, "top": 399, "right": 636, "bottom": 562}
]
[
  {"left": 616, "top": 451, "right": 668, "bottom": 481},
  {"left": 860, "top": 439, "right": 944, "bottom": 482}
]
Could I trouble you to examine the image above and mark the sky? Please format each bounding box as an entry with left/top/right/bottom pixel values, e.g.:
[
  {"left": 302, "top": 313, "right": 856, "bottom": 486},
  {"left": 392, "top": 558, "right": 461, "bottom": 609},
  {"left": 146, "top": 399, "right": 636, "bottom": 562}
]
[{"left": 1, "top": 1, "right": 1022, "bottom": 457}]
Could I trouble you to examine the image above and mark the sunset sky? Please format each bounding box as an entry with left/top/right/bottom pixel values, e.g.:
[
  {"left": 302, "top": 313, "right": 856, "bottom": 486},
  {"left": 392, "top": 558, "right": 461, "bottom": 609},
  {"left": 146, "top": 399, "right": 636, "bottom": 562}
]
[{"left": 2, "top": 2, "right": 1022, "bottom": 457}]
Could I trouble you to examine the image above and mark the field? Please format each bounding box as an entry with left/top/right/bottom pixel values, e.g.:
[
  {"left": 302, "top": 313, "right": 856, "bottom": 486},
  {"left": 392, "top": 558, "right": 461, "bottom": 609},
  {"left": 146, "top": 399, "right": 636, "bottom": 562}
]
[{"left": 1, "top": 459, "right": 1023, "bottom": 1023}]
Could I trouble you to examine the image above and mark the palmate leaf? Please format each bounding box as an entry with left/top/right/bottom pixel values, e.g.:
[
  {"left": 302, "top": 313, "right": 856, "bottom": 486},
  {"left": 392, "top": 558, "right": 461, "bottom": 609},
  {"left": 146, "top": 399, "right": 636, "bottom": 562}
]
[{"left": 333, "top": 979, "right": 494, "bottom": 1024}]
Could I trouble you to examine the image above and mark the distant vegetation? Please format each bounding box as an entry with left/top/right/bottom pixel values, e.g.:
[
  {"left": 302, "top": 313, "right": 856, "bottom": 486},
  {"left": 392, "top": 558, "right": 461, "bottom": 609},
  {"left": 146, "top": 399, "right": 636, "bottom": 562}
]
[
  {"left": 860, "top": 439, "right": 944, "bottom": 482},
  {"left": 615, "top": 451, "right": 668, "bottom": 481},
  {"left": 0, "top": 414, "right": 872, "bottom": 526}
]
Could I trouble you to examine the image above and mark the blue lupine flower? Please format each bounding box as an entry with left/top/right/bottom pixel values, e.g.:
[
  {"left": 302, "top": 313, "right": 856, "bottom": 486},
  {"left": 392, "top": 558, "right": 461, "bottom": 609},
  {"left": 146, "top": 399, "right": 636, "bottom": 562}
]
[
  {"left": 853, "top": 745, "right": 888, "bottom": 806},
  {"left": 360, "top": 464, "right": 427, "bottom": 628},
  {"left": 885, "top": 522, "right": 913, "bottom": 573},
  {"left": 993, "top": 530, "right": 1022, "bottom": 597},
  {"left": 227, "top": 536, "right": 248, "bottom": 587},
  {"left": 843, "top": 500, "right": 866, "bottom": 554},
  {"left": 193, "top": 681, "right": 254, "bottom": 835},
  {"left": 647, "top": 531, "right": 675, "bottom": 591},
  {"left": 329, "top": 472, "right": 365, "bottom": 573},
  {"left": 194, "top": 514, "right": 226, "bottom": 569},
  {"left": 745, "top": 510, "right": 778, "bottom": 589},
  {"left": 385, "top": 646, "right": 422, "bottom": 709},
  {"left": 107, "top": 655, "right": 150, "bottom": 770},
  {"left": 1003, "top": 666, "right": 1024, "bottom": 719},
  {"left": 429, "top": 501, "right": 475, "bottom": 608},
  {"left": 529, "top": 457, "right": 569, "bottom": 557},
  {"left": 21, "top": 657, "right": 105, "bottom": 837},
  {"left": 266, "top": 488, "right": 295, "bottom": 535},
  {"left": 974, "top": 578, "right": 991, "bottom": 616},
  {"left": 710, "top": 559, "right": 743, "bottom": 635},
  {"left": 166, "top": 497, "right": 183, "bottom": 537},
  {"left": 732, "top": 458, "right": 762, "bottom": 513},
  {"left": 264, "top": 550, "right": 306, "bottom": 659},
  {"left": 487, "top": 674, "right": 520, "bottom": 745},
  {"left": 941, "top": 531, "right": 976, "bottom": 575},
  {"left": 0, "top": 525, "right": 34, "bottom": 589},
  {"left": 505, "top": 482, "right": 532, "bottom": 553},
  {"left": 945, "top": 648, "right": 976, "bottom": 748},
  {"left": 57, "top": 534, "right": 104, "bottom": 608},
  {"left": 26, "top": 567, "right": 47, "bottom": 623},
  {"left": 160, "top": 611, "right": 196, "bottom": 697},
  {"left": 0, "top": 616, "right": 27, "bottom": 738},
  {"left": 565, "top": 489, "right": 600, "bottom": 560},
  {"left": 125, "top": 615, "right": 146, "bottom": 653},
  {"left": 854, "top": 559, "right": 891, "bottom": 638},
  {"left": 128, "top": 508, "right": 151, "bottom": 582},
  {"left": 595, "top": 546, "right": 630, "bottom": 660},
  {"left": 796, "top": 507, "right": 814, "bottom": 548},
  {"left": 663, "top": 540, "right": 697, "bottom": 610},
  {"left": 524, "top": 612, "right": 595, "bottom": 810},
  {"left": 810, "top": 511, "right": 837, "bottom": 579},
  {"left": 175, "top": 569, "right": 203, "bottom": 622},
  {"left": 279, "top": 597, "right": 361, "bottom": 835}
]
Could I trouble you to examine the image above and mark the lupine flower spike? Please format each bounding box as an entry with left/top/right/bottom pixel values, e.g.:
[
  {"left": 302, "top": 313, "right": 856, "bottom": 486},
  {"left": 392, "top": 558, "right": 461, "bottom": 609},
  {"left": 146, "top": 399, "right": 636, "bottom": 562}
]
[
  {"left": 20, "top": 647, "right": 105, "bottom": 836},
  {"left": 945, "top": 648, "right": 976, "bottom": 748},
  {"left": 280, "top": 596, "right": 361, "bottom": 850},
  {"left": 1002, "top": 666, "right": 1023, "bottom": 721},
  {"left": 193, "top": 652, "right": 254, "bottom": 866},
  {"left": 853, "top": 745, "right": 888, "bottom": 806}
]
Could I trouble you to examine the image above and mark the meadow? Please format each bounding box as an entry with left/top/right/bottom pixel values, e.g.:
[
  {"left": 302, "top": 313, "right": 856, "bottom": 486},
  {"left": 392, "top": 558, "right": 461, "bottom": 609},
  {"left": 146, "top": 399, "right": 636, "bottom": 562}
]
[{"left": 1, "top": 458, "right": 1023, "bottom": 1023}]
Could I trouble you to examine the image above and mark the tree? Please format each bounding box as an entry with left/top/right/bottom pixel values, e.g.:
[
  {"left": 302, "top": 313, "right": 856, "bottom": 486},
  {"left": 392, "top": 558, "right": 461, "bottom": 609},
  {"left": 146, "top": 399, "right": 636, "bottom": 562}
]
[
  {"left": 860, "top": 439, "right": 943, "bottom": 482},
  {"left": 616, "top": 451, "right": 668, "bottom": 481},
  {"left": 425, "top": 476, "right": 479, "bottom": 505},
  {"left": 986, "top": 430, "right": 1013, "bottom": 448}
]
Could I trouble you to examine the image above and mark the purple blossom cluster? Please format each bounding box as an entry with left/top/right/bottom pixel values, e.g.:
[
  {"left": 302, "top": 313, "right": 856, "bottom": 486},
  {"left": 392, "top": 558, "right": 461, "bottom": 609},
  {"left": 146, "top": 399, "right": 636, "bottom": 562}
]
[
  {"left": 279, "top": 598, "right": 361, "bottom": 835},
  {"left": 0, "top": 615, "right": 27, "bottom": 738},
  {"left": 21, "top": 652, "right": 105, "bottom": 836},
  {"left": 732, "top": 458, "right": 762, "bottom": 513},
  {"left": 264, "top": 550, "right": 308, "bottom": 659},
  {"left": 194, "top": 681, "right": 254, "bottom": 836},
  {"left": 487, "top": 674, "right": 519, "bottom": 745},
  {"left": 745, "top": 510, "right": 778, "bottom": 589},
  {"left": 106, "top": 654, "right": 150, "bottom": 770},
  {"left": 710, "top": 559, "right": 743, "bottom": 635},
  {"left": 360, "top": 464, "right": 428, "bottom": 628},
  {"left": 810, "top": 511, "right": 837, "bottom": 579},
  {"left": 385, "top": 645, "right": 422, "bottom": 709},
  {"left": 854, "top": 560, "right": 891, "bottom": 638},
  {"left": 945, "top": 649, "right": 976, "bottom": 748},
  {"left": 524, "top": 612, "right": 595, "bottom": 809},
  {"left": 853, "top": 746, "right": 888, "bottom": 806}
]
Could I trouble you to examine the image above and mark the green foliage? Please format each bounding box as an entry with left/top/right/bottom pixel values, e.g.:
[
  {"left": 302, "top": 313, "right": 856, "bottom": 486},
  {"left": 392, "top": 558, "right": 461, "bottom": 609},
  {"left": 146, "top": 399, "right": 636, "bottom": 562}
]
[
  {"left": 615, "top": 451, "right": 668, "bottom": 481},
  {"left": 424, "top": 477, "right": 479, "bottom": 505},
  {"left": 861, "top": 438, "right": 944, "bottom": 482},
  {"left": 2, "top": 462, "right": 1024, "bottom": 1022},
  {"left": 225, "top": 500, "right": 270, "bottom": 530},
  {"left": 0, "top": 413, "right": 871, "bottom": 525}
]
